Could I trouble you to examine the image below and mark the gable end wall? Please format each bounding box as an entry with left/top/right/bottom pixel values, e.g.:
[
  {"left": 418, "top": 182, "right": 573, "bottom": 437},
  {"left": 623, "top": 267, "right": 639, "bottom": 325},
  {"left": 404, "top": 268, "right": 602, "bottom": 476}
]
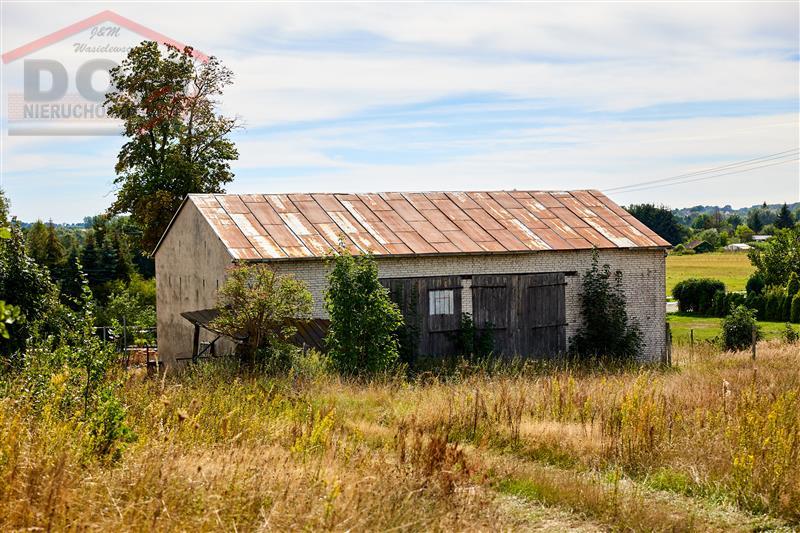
[{"left": 155, "top": 200, "right": 235, "bottom": 365}]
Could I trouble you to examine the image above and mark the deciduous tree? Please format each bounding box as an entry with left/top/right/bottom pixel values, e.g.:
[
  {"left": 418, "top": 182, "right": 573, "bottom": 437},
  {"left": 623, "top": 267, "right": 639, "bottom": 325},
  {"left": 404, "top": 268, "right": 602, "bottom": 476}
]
[
  {"left": 748, "top": 228, "right": 800, "bottom": 287},
  {"left": 105, "top": 41, "right": 239, "bottom": 251},
  {"left": 626, "top": 204, "right": 687, "bottom": 246},
  {"left": 324, "top": 248, "right": 403, "bottom": 375},
  {"left": 210, "top": 264, "right": 312, "bottom": 365}
]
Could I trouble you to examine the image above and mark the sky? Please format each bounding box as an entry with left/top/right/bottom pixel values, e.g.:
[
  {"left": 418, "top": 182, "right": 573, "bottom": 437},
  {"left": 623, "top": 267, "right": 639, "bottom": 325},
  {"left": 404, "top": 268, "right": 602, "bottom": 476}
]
[{"left": 1, "top": 1, "right": 798, "bottom": 223}]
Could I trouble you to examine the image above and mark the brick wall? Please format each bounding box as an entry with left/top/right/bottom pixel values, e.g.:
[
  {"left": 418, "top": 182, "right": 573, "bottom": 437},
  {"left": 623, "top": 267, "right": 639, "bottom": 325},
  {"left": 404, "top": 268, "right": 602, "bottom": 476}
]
[{"left": 268, "top": 248, "right": 667, "bottom": 362}]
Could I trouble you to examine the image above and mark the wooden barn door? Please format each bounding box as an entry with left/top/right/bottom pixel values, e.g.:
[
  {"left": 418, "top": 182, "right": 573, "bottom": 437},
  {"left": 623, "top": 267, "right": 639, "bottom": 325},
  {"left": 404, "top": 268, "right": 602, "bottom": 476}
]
[
  {"left": 472, "top": 275, "right": 512, "bottom": 354},
  {"left": 523, "top": 273, "right": 567, "bottom": 357},
  {"left": 424, "top": 276, "right": 462, "bottom": 355},
  {"left": 382, "top": 275, "right": 461, "bottom": 357},
  {"left": 473, "top": 273, "right": 566, "bottom": 358}
]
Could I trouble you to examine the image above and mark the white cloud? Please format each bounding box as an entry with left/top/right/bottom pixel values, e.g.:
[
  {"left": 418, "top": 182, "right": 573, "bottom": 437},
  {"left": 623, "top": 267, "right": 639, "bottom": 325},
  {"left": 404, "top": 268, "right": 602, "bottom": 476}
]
[{"left": 1, "top": 1, "right": 797, "bottom": 221}]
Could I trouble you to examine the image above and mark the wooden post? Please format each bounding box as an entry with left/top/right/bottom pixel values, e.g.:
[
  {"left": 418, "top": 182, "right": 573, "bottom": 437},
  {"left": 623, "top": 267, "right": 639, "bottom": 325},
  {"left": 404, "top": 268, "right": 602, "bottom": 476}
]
[
  {"left": 690, "top": 329, "right": 694, "bottom": 363},
  {"left": 665, "top": 322, "right": 672, "bottom": 366},
  {"left": 751, "top": 325, "right": 757, "bottom": 361},
  {"left": 192, "top": 324, "right": 200, "bottom": 363}
]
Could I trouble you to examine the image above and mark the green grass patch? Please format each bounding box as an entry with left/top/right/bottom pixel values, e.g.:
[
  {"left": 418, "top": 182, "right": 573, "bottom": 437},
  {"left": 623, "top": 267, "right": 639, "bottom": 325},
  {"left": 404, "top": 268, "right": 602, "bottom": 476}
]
[
  {"left": 666, "top": 252, "right": 754, "bottom": 296},
  {"left": 496, "top": 472, "right": 701, "bottom": 531},
  {"left": 667, "top": 313, "right": 787, "bottom": 344}
]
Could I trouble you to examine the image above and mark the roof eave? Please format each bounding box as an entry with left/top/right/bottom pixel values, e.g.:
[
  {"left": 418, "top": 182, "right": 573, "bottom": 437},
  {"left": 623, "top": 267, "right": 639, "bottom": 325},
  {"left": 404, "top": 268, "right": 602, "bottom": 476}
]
[{"left": 236, "top": 244, "right": 670, "bottom": 263}]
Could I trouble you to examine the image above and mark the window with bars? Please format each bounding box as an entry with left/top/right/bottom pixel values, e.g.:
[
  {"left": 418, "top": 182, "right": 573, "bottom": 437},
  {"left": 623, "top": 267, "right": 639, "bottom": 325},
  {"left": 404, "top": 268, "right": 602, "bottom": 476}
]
[{"left": 428, "top": 289, "right": 454, "bottom": 315}]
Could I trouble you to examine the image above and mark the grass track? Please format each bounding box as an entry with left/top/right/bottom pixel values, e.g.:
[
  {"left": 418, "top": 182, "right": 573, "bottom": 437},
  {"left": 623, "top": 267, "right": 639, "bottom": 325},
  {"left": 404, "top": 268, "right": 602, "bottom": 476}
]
[{"left": 2, "top": 343, "right": 799, "bottom": 530}]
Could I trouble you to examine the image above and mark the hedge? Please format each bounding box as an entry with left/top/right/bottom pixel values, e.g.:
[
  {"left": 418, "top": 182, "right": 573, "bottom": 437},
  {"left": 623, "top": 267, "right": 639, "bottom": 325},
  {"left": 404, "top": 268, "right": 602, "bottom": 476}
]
[
  {"left": 792, "top": 293, "right": 800, "bottom": 323},
  {"left": 672, "top": 278, "right": 726, "bottom": 314}
]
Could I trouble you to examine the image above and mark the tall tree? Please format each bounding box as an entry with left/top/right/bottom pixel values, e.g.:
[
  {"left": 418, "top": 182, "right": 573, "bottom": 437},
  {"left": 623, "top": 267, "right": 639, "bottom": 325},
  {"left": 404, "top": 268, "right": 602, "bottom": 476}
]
[
  {"left": 776, "top": 203, "right": 794, "bottom": 230},
  {"left": 105, "top": 41, "right": 239, "bottom": 251},
  {"left": 748, "top": 209, "right": 763, "bottom": 233},
  {"left": 748, "top": 228, "right": 800, "bottom": 287},
  {"left": 0, "top": 225, "right": 58, "bottom": 360},
  {"left": 26, "top": 220, "right": 65, "bottom": 272},
  {"left": 626, "top": 204, "right": 688, "bottom": 246}
]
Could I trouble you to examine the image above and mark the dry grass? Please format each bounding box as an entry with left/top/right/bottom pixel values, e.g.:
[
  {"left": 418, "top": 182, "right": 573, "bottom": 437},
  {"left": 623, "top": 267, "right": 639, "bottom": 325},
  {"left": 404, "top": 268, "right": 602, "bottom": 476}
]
[{"left": 1, "top": 341, "right": 798, "bottom": 531}]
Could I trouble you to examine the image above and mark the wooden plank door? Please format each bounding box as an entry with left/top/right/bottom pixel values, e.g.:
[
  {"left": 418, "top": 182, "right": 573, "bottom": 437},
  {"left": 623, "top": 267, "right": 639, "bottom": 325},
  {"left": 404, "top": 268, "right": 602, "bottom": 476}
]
[
  {"left": 382, "top": 275, "right": 461, "bottom": 357},
  {"left": 524, "top": 272, "right": 567, "bottom": 357},
  {"left": 423, "top": 276, "right": 462, "bottom": 356},
  {"left": 472, "top": 274, "right": 511, "bottom": 354}
]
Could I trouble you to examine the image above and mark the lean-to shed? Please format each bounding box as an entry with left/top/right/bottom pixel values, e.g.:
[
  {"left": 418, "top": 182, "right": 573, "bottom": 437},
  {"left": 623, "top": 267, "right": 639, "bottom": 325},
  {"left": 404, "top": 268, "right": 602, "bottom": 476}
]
[{"left": 154, "top": 190, "right": 669, "bottom": 364}]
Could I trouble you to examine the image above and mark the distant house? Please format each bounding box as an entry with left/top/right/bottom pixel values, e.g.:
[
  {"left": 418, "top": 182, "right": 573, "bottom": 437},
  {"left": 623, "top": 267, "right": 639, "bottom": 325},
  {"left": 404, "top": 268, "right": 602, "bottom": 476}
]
[
  {"left": 154, "top": 190, "right": 670, "bottom": 365},
  {"left": 686, "top": 239, "right": 714, "bottom": 253},
  {"left": 723, "top": 243, "right": 752, "bottom": 252},
  {"left": 752, "top": 235, "right": 771, "bottom": 242}
]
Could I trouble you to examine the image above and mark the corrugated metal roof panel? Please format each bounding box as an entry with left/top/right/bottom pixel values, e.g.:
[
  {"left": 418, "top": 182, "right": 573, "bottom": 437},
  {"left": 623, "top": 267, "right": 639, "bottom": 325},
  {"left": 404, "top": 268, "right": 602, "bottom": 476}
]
[{"left": 184, "top": 190, "right": 668, "bottom": 260}]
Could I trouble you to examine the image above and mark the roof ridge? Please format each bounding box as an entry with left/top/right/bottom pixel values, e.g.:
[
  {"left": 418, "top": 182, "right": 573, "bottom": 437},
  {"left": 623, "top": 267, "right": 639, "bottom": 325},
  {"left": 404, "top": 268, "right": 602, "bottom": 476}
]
[{"left": 192, "top": 188, "right": 602, "bottom": 196}]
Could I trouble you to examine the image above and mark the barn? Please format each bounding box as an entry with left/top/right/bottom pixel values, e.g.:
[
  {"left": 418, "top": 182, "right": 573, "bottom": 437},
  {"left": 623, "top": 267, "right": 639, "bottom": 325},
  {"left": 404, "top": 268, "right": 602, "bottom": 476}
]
[{"left": 154, "top": 190, "right": 670, "bottom": 365}]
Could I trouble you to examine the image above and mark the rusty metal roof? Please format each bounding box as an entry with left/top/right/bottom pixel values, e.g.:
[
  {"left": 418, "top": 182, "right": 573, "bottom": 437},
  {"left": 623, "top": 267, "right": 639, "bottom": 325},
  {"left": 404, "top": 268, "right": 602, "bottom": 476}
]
[{"left": 167, "top": 190, "right": 669, "bottom": 260}]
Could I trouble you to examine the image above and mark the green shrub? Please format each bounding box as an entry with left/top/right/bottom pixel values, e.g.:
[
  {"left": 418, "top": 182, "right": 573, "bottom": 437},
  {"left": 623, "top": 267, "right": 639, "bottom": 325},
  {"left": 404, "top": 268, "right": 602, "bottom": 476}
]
[
  {"left": 791, "top": 293, "right": 800, "bottom": 323},
  {"left": 84, "top": 386, "right": 136, "bottom": 463},
  {"left": 0, "top": 225, "right": 60, "bottom": 363},
  {"left": 721, "top": 305, "right": 760, "bottom": 351},
  {"left": 210, "top": 263, "right": 313, "bottom": 365},
  {"left": 782, "top": 293, "right": 792, "bottom": 321},
  {"left": 781, "top": 323, "right": 799, "bottom": 344},
  {"left": 763, "top": 289, "right": 785, "bottom": 322},
  {"left": 724, "top": 292, "right": 745, "bottom": 314},
  {"left": 787, "top": 272, "right": 800, "bottom": 299},
  {"left": 745, "top": 292, "right": 765, "bottom": 320},
  {"left": 711, "top": 290, "right": 726, "bottom": 317},
  {"left": 746, "top": 272, "right": 765, "bottom": 296},
  {"left": 325, "top": 247, "right": 403, "bottom": 375},
  {"left": 569, "top": 252, "right": 643, "bottom": 362},
  {"left": 672, "top": 278, "right": 726, "bottom": 314}
]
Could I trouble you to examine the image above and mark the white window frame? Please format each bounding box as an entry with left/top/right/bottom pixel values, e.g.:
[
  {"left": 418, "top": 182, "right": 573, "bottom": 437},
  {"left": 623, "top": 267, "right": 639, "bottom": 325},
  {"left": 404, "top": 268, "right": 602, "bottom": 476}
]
[{"left": 429, "top": 289, "right": 455, "bottom": 316}]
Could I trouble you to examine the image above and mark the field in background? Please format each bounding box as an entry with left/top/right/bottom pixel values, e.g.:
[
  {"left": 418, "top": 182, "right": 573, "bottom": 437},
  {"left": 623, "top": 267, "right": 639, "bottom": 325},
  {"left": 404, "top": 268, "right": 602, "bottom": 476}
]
[
  {"left": 666, "top": 252, "right": 754, "bottom": 296},
  {"left": 668, "top": 313, "right": 787, "bottom": 344},
  {"left": 2, "top": 343, "right": 798, "bottom": 531}
]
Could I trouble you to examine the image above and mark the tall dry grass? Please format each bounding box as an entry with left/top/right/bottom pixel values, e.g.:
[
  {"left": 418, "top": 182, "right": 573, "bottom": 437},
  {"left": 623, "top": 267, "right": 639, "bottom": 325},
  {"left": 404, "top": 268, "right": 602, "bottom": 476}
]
[{"left": 1, "top": 341, "right": 798, "bottom": 531}]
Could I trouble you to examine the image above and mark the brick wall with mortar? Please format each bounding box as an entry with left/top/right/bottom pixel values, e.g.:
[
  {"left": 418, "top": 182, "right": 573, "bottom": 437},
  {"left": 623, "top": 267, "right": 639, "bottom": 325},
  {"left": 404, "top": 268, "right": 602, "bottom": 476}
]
[{"left": 267, "top": 248, "right": 667, "bottom": 362}]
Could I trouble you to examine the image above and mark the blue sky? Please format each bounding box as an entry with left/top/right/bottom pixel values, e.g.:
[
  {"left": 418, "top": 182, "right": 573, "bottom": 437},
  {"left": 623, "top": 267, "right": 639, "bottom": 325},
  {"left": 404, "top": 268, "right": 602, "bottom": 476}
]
[{"left": 1, "top": 1, "right": 798, "bottom": 222}]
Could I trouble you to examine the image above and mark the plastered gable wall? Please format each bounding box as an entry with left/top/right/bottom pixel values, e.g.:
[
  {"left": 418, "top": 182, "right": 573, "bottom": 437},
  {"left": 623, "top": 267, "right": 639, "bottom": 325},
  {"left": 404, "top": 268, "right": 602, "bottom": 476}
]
[
  {"left": 268, "top": 248, "right": 667, "bottom": 362},
  {"left": 155, "top": 199, "right": 237, "bottom": 365}
]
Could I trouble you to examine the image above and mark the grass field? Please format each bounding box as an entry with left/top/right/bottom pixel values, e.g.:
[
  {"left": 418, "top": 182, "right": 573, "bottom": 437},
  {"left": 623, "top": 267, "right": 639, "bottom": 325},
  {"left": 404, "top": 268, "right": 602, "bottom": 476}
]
[
  {"left": 2, "top": 343, "right": 799, "bottom": 531},
  {"left": 668, "top": 313, "right": 789, "bottom": 344},
  {"left": 666, "top": 252, "right": 755, "bottom": 296}
]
